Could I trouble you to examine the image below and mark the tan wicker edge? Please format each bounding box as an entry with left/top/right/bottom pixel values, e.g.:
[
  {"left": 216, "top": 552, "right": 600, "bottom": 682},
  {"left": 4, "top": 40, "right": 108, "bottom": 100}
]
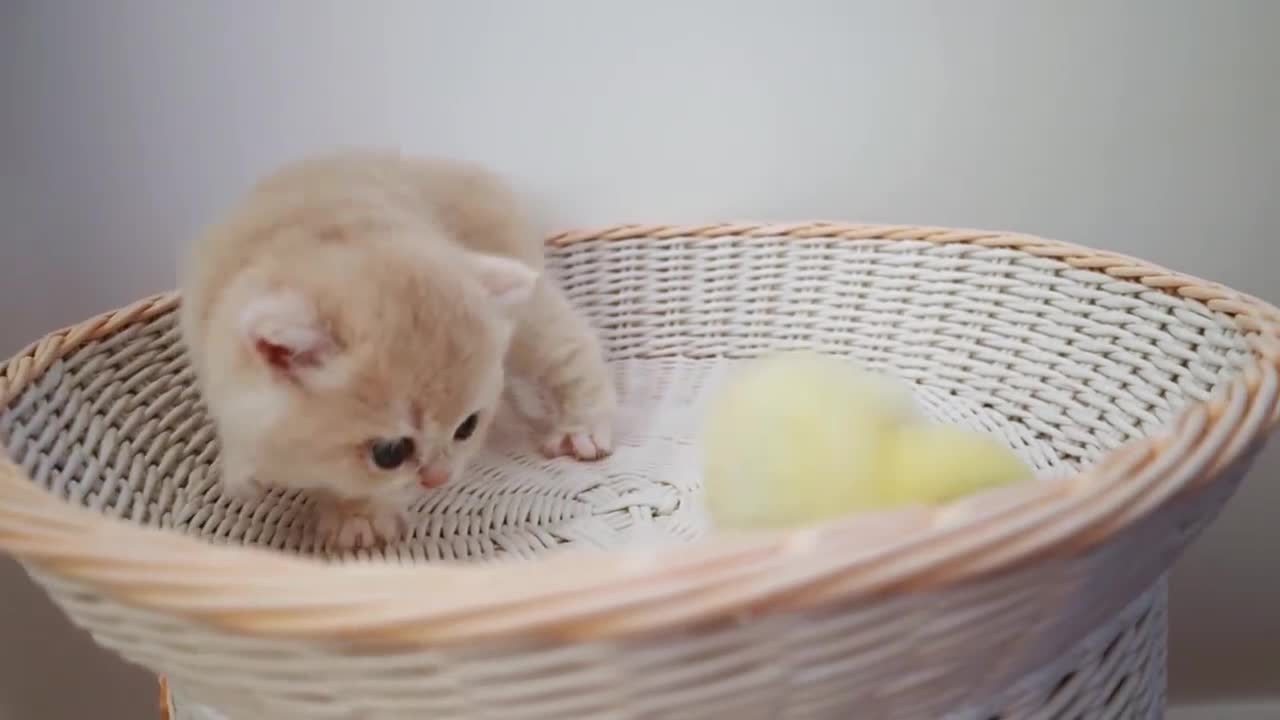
[
  {"left": 1, "top": 222, "right": 1277, "bottom": 650},
  {"left": 159, "top": 676, "right": 173, "bottom": 720}
]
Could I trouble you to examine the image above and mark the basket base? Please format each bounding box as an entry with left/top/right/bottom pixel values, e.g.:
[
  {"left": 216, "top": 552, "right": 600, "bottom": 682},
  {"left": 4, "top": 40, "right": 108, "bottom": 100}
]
[
  {"left": 161, "top": 577, "right": 1167, "bottom": 720},
  {"left": 947, "top": 576, "right": 1167, "bottom": 720}
]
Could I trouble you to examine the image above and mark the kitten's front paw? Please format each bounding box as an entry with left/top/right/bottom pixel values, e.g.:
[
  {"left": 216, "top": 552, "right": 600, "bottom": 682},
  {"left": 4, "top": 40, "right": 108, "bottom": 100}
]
[
  {"left": 540, "top": 418, "right": 614, "bottom": 461},
  {"left": 539, "top": 381, "right": 617, "bottom": 461},
  {"left": 221, "top": 473, "right": 267, "bottom": 504},
  {"left": 313, "top": 500, "right": 408, "bottom": 551}
]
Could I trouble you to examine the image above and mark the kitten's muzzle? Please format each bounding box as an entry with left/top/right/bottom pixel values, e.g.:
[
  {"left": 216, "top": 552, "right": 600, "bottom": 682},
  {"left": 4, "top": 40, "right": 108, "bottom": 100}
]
[{"left": 418, "top": 466, "right": 450, "bottom": 489}]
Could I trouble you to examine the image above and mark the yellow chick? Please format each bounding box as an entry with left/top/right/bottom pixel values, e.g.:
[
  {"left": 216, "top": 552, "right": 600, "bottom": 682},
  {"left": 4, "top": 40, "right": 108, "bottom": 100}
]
[{"left": 701, "top": 351, "right": 1033, "bottom": 530}]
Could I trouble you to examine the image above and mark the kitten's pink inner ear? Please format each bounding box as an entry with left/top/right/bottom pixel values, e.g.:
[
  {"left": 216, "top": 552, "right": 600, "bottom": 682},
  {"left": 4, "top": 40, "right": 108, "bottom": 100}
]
[
  {"left": 238, "top": 294, "right": 332, "bottom": 374},
  {"left": 465, "top": 252, "right": 539, "bottom": 307}
]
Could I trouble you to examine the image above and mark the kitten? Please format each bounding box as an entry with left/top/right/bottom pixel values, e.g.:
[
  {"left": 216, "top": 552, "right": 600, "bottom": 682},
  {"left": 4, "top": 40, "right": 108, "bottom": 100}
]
[{"left": 179, "top": 149, "right": 616, "bottom": 550}]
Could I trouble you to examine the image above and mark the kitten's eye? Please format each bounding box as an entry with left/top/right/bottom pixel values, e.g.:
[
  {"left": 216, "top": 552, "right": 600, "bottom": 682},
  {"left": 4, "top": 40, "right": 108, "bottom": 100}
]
[
  {"left": 453, "top": 412, "right": 479, "bottom": 441},
  {"left": 370, "top": 437, "right": 415, "bottom": 470}
]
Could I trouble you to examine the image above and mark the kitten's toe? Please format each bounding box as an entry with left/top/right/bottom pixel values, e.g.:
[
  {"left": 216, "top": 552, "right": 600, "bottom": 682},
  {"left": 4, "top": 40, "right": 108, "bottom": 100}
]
[
  {"left": 221, "top": 474, "right": 266, "bottom": 504},
  {"left": 336, "top": 516, "right": 377, "bottom": 550},
  {"left": 314, "top": 501, "right": 407, "bottom": 551},
  {"left": 313, "top": 503, "right": 347, "bottom": 548},
  {"left": 369, "top": 506, "right": 409, "bottom": 544},
  {"left": 540, "top": 421, "right": 614, "bottom": 461}
]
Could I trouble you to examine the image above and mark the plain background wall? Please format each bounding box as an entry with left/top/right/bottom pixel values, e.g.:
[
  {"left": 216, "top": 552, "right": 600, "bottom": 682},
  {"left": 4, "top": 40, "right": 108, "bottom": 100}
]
[{"left": 2, "top": 1, "right": 1277, "bottom": 717}]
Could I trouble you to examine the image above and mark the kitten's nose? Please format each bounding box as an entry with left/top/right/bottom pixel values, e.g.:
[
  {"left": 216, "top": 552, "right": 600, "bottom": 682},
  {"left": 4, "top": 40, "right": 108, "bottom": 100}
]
[{"left": 418, "top": 466, "right": 450, "bottom": 489}]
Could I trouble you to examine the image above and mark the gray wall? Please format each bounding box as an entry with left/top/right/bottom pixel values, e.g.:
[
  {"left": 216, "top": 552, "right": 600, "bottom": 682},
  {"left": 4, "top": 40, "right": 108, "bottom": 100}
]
[{"left": 2, "top": 2, "right": 1277, "bottom": 716}]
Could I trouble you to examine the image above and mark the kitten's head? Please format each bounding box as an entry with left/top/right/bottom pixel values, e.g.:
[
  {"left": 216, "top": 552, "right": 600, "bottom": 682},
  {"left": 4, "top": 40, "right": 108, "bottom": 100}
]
[{"left": 215, "top": 239, "right": 537, "bottom": 501}]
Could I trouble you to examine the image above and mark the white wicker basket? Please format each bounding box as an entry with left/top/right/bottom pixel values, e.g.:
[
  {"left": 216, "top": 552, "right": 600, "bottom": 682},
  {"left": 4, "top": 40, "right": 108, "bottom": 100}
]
[{"left": 2, "top": 223, "right": 1277, "bottom": 720}]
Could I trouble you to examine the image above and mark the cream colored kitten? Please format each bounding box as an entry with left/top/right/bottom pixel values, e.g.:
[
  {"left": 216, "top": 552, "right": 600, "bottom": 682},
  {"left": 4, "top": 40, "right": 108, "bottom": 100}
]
[{"left": 179, "top": 149, "right": 616, "bottom": 550}]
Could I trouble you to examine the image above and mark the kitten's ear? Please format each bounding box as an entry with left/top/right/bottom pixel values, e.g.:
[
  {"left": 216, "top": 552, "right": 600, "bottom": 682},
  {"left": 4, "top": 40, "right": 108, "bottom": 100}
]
[
  {"left": 463, "top": 252, "right": 539, "bottom": 308},
  {"left": 237, "top": 292, "right": 341, "bottom": 385}
]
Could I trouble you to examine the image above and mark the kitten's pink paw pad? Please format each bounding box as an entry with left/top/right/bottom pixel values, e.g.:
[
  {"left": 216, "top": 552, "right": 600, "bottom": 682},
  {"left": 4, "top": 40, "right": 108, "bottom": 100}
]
[
  {"left": 314, "top": 504, "right": 407, "bottom": 551},
  {"left": 540, "top": 423, "right": 614, "bottom": 461}
]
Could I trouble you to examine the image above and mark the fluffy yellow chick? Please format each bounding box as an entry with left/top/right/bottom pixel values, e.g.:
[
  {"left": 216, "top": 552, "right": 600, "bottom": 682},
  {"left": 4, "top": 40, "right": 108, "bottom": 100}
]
[{"left": 701, "top": 351, "right": 1033, "bottom": 530}]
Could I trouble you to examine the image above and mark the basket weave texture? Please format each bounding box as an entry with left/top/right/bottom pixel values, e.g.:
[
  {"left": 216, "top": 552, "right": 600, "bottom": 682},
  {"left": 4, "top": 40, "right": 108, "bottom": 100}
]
[{"left": 1, "top": 223, "right": 1277, "bottom": 719}]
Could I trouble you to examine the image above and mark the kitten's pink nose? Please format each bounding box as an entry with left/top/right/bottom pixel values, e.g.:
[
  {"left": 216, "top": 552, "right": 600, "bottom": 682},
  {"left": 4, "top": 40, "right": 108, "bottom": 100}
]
[{"left": 418, "top": 466, "right": 450, "bottom": 489}]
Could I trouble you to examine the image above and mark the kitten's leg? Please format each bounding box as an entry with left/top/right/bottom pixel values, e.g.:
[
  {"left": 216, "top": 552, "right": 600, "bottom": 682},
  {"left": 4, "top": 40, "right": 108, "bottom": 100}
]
[
  {"left": 219, "top": 449, "right": 266, "bottom": 503},
  {"left": 313, "top": 493, "right": 410, "bottom": 551},
  {"left": 508, "top": 280, "right": 616, "bottom": 460}
]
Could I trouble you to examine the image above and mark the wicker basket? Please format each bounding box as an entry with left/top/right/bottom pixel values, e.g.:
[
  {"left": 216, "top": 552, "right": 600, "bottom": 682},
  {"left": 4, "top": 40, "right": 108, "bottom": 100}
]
[{"left": 2, "top": 223, "right": 1277, "bottom": 720}]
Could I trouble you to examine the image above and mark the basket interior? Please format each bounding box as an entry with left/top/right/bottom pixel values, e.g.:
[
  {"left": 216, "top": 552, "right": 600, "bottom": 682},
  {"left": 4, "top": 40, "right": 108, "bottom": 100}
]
[{"left": 0, "top": 235, "right": 1253, "bottom": 563}]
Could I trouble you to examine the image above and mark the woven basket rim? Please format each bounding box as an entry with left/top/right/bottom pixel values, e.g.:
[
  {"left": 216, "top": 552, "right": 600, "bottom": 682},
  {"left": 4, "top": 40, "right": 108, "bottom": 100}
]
[{"left": 2, "top": 221, "right": 1277, "bottom": 649}]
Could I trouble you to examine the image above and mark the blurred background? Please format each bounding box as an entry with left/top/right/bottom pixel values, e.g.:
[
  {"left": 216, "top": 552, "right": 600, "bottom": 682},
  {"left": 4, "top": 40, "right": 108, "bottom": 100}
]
[{"left": 1, "top": 1, "right": 1276, "bottom": 717}]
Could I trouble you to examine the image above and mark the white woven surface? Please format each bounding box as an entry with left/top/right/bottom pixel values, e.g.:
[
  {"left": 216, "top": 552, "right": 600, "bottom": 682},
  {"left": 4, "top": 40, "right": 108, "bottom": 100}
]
[
  {"left": 2, "top": 332, "right": 1071, "bottom": 563},
  {"left": 0, "top": 230, "right": 1268, "bottom": 718},
  {"left": 2, "top": 236, "right": 1244, "bottom": 562}
]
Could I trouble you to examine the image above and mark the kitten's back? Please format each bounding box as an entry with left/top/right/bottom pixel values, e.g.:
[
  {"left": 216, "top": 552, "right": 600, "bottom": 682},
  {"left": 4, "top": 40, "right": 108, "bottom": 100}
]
[
  {"left": 251, "top": 149, "right": 542, "bottom": 266},
  {"left": 180, "top": 149, "right": 542, "bottom": 355}
]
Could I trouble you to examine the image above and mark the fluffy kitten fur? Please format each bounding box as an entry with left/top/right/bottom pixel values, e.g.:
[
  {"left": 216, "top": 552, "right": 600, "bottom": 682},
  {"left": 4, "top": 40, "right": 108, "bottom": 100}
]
[{"left": 179, "top": 149, "right": 616, "bottom": 550}]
